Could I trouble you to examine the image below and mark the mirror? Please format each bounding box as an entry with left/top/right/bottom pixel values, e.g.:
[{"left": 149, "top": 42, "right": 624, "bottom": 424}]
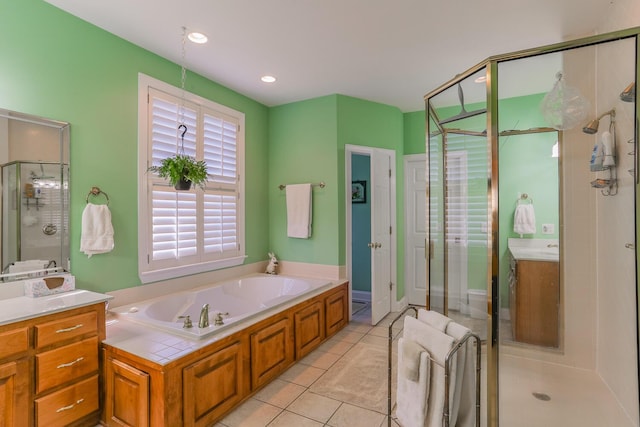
[{"left": 0, "top": 109, "right": 70, "bottom": 282}]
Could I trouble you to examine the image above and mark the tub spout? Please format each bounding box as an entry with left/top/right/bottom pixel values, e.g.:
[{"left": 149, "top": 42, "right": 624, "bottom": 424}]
[{"left": 199, "top": 304, "right": 210, "bottom": 328}]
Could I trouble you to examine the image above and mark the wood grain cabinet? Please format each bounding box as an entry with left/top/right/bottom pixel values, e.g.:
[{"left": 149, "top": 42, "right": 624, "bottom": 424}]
[
  {"left": 0, "top": 303, "right": 106, "bottom": 427},
  {"left": 102, "top": 282, "right": 350, "bottom": 427},
  {"left": 511, "top": 260, "right": 560, "bottom": 347}
]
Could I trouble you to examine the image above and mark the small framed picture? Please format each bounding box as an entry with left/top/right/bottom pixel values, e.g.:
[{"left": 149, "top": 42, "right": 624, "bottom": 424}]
[{"left": 352, "top": 180, "right": 366, "bottom": 203}]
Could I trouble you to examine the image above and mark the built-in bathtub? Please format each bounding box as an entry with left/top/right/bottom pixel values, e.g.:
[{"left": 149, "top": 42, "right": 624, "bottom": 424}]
[{"left": 110, "top": 274, "right": 334, "bottom": 339}]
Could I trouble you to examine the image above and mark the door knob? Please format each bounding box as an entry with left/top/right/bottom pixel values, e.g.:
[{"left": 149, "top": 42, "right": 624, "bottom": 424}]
[
  {"left": 375, "top": 242, "right": 382, "bottom": 248},
  {"left": 368, "top": 242, "right": 374, "bottom": 248}
]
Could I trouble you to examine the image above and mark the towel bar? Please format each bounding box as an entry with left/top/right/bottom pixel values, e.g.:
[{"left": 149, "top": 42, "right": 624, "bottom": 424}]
[
  {"left": 278, "top": 182, "right": 325, "bottom": 190},
  {"left": 86, "top": 186, "right": 109, "bottom": 205},
  {"left": 388, "top": 307, "right": 481, "bottom": 427}
]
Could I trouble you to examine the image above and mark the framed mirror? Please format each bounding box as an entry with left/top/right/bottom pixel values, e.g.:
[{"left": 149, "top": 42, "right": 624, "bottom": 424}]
[{"left": 0, "top": 109, "right": 70, "bottom": 282}]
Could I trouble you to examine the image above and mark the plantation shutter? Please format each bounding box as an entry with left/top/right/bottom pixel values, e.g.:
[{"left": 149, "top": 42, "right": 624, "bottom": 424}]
[{"left": 147, "top": 89, "right": 240, "bottom": 268}]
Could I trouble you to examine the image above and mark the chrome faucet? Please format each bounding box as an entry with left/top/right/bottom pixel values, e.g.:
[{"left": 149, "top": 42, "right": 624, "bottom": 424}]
[{"left": 199, "top": 303, "right": 210, "bottom": 328}]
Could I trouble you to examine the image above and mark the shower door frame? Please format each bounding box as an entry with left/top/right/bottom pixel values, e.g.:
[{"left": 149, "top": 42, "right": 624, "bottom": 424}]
[{"left": 425, "top": 27, "right": 640, "bottom": 427}]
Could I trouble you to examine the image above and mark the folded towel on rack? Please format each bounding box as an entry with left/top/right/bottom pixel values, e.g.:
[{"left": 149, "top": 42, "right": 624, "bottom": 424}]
[
  {"left": 286, "top": 183, "right": 312, "bottom": 239},
  {"left": 397, "top": 337, "right": 431, "bottom": 427},
  {"left": 514, "top": 203, "right": 536, "bottom": 235},
  {"left": 80, "top": 203, "right": 114, "bottom": 258},
  {"left": 402, "top": 316, "right": 457, "bottom": 427},
  {"left": 401, "top": 338, "right": 427, "bottom": 382},
  {"left": 445, "top": 321, "right": 475, "bottom": 427},
  {"left": 417, "top": 308, "right": 452, "bottom": 332}
]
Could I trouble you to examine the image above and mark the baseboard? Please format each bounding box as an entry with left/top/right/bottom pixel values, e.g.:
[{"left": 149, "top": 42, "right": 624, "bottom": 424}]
[{"left": 352, "top": 290, "right": 371, "bottom": 303}]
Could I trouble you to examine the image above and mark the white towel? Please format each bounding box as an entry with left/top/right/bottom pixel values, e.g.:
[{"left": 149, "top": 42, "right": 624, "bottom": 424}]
[
  {"left": 401, "top": 338, "right": 426, "bottom": 382},
  {"left": 401, "top": 316, "right": 456, "bottom": 427},
  {"left": 444, "top": 321, "right": 475, "bottom": 427},
  {"left": 397, "top": 337, "right": 431, "bottom": 427},
  {"left": 286, "top": 184, "right": 312, "bottom": 238},
  {"left": 514, "top": 204, "right": 536, "bottom": 235},
  {"left": 417, "top": 308, "right": 452, "bottom": 332},
  {"left": 80, "top": 203, "right": 114, "bottom": 258}
]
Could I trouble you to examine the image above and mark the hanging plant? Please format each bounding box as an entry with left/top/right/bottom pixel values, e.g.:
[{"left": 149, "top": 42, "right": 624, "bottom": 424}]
[
  {"left": 148, "top": 124, "right": 208, "bottom": 190},
  {"left": 148, "top": 153, "right": 208, "bottom": 190}
]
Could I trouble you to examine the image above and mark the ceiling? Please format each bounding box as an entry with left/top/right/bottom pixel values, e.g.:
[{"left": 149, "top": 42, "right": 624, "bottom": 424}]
[{"left": 45, "top": 0, "right": 618, "bottom": 112}]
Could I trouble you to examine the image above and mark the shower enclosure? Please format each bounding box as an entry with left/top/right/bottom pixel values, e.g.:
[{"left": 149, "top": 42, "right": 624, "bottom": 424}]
[
  {"left": 1, "top": 161, "right": 69, "bottom": 274},
  {"left": 426, "top": 28, "right": 639, "bottom": 426}
]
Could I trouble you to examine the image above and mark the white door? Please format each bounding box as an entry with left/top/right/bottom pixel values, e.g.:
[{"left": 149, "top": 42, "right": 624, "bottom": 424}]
[
  {"left": 404, "top": 155, "right": 427, "bottom": 306},
  {"left": 370, "top": 150, "right": 392, "bottom": 325}
]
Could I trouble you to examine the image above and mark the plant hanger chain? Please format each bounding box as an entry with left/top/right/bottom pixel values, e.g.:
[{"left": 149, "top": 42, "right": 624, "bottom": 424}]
[{"left": 178, "top": 26, "right": 187, "bottom": 156}]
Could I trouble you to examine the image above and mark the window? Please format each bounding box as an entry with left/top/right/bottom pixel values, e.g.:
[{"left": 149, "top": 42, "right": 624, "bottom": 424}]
[{"left": 138, "top": 74, "right": 245, "bottom": 283}]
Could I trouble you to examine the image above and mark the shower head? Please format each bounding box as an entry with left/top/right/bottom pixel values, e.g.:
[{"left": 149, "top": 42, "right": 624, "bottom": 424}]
[
  {"left": 582, "top": 118, "right": 600, "bottom": 134},
  {"left": 582, "top": 109, "right": 615, "bottom": 134},
  {"left": 620, "top": 82, "right": 635, "bottom": 103}
]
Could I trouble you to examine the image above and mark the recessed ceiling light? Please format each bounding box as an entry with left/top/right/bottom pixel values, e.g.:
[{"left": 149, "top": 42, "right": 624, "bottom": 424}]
[
  {"left": 261, "top": 75, "right": 277, "bottom": 83},
  {"left": 187, "top": 32, "right": 208, "bottom": 44}
]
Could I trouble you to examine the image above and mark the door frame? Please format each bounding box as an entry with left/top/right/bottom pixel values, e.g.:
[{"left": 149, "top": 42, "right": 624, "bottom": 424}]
[{"left": 345, "top": 144, "right": 398, "bottom": 321}]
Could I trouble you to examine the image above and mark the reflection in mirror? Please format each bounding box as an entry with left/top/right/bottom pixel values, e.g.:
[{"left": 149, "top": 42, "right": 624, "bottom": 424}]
[{"left": 0, "top": 109, "right": 69, "bottom": 282}]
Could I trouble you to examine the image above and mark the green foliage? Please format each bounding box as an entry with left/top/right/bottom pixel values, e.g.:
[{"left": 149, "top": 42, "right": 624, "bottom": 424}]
[{"left": 148, "top": 154, "right": 208, "bottom": 189}]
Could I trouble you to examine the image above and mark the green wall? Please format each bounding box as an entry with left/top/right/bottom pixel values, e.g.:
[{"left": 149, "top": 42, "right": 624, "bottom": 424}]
[
  {"left": 1, "top": 0, "right": 270, "bottom": 293},
  {"left": 268, "top": 96, "right": 340, "bottom": 265}
]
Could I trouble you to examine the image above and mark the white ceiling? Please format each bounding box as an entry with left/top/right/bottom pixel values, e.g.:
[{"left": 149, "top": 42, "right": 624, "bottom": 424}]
[{"left": 45, "top": 0, "right": 617, "bottom": 112}]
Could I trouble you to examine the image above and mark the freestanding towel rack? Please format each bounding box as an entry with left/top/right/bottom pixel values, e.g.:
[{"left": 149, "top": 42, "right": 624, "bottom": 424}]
[{"left": 388, "top": 306, "right": 481, "bottom": 427}]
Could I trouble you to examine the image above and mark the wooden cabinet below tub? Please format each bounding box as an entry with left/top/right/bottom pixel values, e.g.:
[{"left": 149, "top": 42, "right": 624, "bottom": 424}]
[
  {"left": 511, "top": 259, "right": 559, "bottom": 347},
  {"left": 0, "top": 302, "right": 107, "bottom": 427},
  {"left": 102, "top": 281, "right": 350, "bottom": 427}
]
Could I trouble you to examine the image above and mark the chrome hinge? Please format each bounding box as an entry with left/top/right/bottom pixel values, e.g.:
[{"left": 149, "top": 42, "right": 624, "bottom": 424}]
[
  {"left": 389, "top": 226, "right": 392, "bottom": 235},
  {"left": 388, "top": 169, "right": 391, "bottom": 177},
  {"left": 389, "top": 282, "right": 393, "bottom": 290}
]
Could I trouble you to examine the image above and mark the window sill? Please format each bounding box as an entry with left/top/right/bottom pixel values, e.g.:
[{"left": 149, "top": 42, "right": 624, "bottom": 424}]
[{"left": 139, "top": 255, "right": 247, "bottom": 284}]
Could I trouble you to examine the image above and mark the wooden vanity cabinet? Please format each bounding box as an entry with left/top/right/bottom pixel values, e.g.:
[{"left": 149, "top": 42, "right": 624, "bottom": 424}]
[
  {"left": 102, "top": 282, "right": 349, "bottom": 427},
  {"left": 0, "top": 303, "right": 106, "bottom": 427},
  {"left": 511, "top": 260, "right": 559, "bottom": 347}
]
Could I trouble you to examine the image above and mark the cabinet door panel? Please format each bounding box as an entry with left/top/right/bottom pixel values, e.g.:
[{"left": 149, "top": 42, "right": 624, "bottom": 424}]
[
  {"left": 183, "top": 342, "right": 243, "bottom": 427},
  {"left": 325, "top": 288, "right": 347, "bottom": 337},
  {"left": 251, "top": 318, "right": 293, "bottom": 389},
  {"left": 294, "top": 301, "right": 324, "bottom": 359},
  {"left": 0, "top": 360, "right": 29, "bottom": 427},
  {"left": 105, "top": 358, "right": 149, "bottom": 427}
]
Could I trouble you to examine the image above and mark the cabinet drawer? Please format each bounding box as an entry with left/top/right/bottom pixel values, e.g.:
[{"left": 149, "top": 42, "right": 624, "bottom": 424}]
[
  {"left": 35, "top": 337, "right": 98, "bottom": 394},
  {"left": 0, "top": 327, "right": 29, "bottom": 360},
  {"left": 35, "top": 374, "right": 99, "bottom": 427},
  {"left": 35, "top": 311, "right": 97, "bottom": 349}
]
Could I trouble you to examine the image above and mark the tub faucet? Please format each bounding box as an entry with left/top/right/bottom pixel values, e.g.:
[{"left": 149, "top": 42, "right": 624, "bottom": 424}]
[{"left": 199, "top": 304, "right": 210, "bottom": 328}]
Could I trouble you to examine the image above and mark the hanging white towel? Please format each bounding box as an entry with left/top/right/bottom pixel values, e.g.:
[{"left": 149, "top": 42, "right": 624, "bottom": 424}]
[
  {"left": 286, "top": 183, "right": 312, "bottom": 238},
  {"left": 445, "top": 321, "right": 475, "bottom": 427},
  {"left": 417, "top": 308, "right": 452, "bottom": 332},
  {"left": 396, "top": 337, "right": 431, "bottom": 427},
  {"left": 399, "top": 316, "right": 457, "bottom": 427},
  {"left": 80, "top": 203, "right": 114, "bottom": 258},
  {"left": 513, "top": 204, "right": 536, "bottom": 235}
]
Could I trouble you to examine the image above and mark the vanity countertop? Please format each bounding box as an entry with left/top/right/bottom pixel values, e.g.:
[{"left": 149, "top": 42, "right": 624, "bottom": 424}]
[
  {"left": 0, "top": 289, "right": 112, "bottom": 326},
  {"left": 508, "top": 238, "right": 559, "bottom": 262}
]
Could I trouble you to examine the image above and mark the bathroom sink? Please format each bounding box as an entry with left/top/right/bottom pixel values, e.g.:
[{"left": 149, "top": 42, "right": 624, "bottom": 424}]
[{"left": 508, "top": 239, "right": 560, "bottom": 261}]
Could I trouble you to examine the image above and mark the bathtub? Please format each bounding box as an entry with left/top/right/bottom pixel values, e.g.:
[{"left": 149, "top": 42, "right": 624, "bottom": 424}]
[{"left": 110, "top": 274, "right": 334, "bottom": 339}]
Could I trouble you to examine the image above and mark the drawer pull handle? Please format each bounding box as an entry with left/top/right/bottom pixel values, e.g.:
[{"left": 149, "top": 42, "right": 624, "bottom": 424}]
[
  {"left": 57, "top": 357, "right": 84, "bottom": 369},
  {"left": 56, "top": 398, "right": 84, "bottom": 413},
  {"left": 55, "top": 324, "right": 84, "bottom": 333}
]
